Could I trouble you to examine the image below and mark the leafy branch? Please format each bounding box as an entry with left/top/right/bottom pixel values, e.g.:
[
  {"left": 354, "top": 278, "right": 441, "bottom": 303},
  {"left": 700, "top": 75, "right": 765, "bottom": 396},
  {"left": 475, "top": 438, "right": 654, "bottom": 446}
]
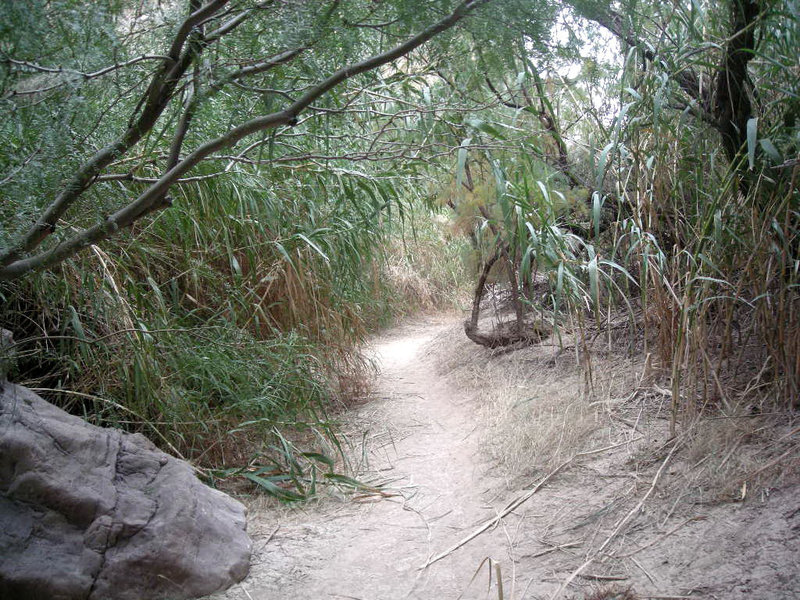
[{"left": 0, "top": 0, "right": 491, "bottom": 280}]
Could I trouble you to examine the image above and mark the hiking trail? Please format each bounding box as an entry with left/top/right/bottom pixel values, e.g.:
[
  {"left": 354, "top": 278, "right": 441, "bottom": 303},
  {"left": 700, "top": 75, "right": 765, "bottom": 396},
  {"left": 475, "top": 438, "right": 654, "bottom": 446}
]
[{"left": 211, "top": 316, "right": 800, "bottom": 600}]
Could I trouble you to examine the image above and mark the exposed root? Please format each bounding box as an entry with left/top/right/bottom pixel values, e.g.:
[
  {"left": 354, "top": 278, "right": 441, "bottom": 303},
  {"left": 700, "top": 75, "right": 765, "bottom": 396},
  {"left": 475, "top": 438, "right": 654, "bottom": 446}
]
[{"left": 463, "top": 318, "right": 549, "bottom": 349}]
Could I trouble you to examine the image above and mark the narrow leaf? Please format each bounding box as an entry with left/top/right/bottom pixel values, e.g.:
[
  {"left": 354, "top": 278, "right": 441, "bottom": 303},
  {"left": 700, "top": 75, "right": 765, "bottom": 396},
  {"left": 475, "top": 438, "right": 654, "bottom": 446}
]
[
  {"left": 759, "top": 138, "right": 782, "bottom": 164},
  {"left": 456, "top": 137, "right": 472, "bottom": 190},
  {"left": 746, "top": 117, "right": 758, "bottom": 170}
]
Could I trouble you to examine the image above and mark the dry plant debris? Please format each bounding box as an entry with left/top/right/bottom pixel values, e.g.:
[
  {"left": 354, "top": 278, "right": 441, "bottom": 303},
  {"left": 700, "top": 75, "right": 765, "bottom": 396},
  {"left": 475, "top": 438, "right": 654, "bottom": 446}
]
[{"left": 208, "top": 317, "right": 799, "bottom": 600}]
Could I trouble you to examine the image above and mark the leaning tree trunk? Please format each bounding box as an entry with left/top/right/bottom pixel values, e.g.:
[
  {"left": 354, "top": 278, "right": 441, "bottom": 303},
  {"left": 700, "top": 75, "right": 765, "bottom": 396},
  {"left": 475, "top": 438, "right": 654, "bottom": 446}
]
[
  {"left": 713, "top": 0, "right": 760, "bottom": 193},
  {"left": 475, "top": 205, "right": 527, "bottom": 329},
  {"left": 464, "top": 248, "right": 501, "bottom": 346},
  {"left": 504, "top": 250, "right": 526, "bottom": 332},
  {"left": 464, "top": 245, "right": 546, "bottom": 348}
]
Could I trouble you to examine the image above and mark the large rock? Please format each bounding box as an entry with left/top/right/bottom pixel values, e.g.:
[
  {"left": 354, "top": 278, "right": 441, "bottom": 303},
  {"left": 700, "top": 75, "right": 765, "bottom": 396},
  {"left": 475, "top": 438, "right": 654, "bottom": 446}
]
[{"left": 0, "top": 382, "right": 251, "bottom": 600}]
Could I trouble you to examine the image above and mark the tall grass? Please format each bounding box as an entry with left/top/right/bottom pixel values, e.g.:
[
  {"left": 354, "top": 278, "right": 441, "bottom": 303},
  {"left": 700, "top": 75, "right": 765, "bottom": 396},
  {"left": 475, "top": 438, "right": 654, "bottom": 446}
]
[
  {"left": 597, "top": 8, "right": 800, "bottom": 425},
  {"left": 0, "top": 168, "right": 469, "bottom": 498},
  {"left": 444, "top": 4, "right": 797, "bottom": 428},
  {"left": 382, "top": 211, "right": 472, "bottom": 315}
]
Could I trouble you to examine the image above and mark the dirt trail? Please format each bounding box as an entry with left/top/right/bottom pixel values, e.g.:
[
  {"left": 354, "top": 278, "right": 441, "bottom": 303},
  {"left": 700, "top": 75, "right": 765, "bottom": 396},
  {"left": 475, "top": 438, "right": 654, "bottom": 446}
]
[
  {"left": 211, "top": 316, "right": 800, "bottom": 600},
  {"left": 212, "top": 316, "right": 515, "bottom": 599}
]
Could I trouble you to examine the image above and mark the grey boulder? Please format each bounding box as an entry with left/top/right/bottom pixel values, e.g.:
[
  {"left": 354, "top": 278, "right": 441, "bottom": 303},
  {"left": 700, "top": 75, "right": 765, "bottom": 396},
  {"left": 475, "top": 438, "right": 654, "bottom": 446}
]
[{"left": 0, "top": 382, "right": 251, "bottom": 600}]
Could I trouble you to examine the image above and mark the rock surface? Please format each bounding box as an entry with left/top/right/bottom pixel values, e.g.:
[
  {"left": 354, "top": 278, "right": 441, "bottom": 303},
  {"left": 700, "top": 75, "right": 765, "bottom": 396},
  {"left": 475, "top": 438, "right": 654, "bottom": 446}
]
[{"left": 0, "top": 383, "right": 251, "bottom": 600}]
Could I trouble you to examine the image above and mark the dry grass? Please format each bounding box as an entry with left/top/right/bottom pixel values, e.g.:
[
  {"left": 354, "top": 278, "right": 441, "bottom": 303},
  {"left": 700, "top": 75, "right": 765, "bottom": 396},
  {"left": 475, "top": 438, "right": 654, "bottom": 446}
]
[
  {"left": 428, "top": 317, "right": 646, "bottom": 478},
  {"left": 383, "top": 257, "right": 443, "bottom": 312},
  {"left": 668, "top": 412, "right": 800, "bottom": 503},
  {"left": 582, "top": 586, "right": 638, "bottom": 600},
  {"left": 427, "top": 316, "right": 800, "bottom": 504},
  {"left": 380, "top": 217, "right": 472, "bottom": 316}
]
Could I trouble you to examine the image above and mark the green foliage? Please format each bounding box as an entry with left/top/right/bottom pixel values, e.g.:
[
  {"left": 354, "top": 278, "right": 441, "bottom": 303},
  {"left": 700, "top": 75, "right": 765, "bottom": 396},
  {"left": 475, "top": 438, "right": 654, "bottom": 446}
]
[
  {"left": 2, "top": 0, "right": 508, "bottom": 499},
  {"left": 1, "top": 0, "right": 797, "bottom": 499},
  {"left": 439, "top": 0, "right": 797, "bottom": 419},
  {"left": 593, "top": 0, "right": 800, "bottom": 413},
  {"left": 0, "top": 160, "right": 471, "bottom": 498}
]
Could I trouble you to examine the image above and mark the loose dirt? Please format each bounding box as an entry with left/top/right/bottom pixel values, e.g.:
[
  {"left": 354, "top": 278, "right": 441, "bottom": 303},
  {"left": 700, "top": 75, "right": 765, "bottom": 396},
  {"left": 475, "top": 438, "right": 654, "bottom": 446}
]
[{"left": 210, "top": 316, "right": 800, "bottom": 600}]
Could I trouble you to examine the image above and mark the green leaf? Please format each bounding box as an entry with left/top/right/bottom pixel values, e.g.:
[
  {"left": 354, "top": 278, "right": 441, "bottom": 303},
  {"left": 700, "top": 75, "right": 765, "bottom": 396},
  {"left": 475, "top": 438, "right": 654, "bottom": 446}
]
[
  {"left": 746, "top": 117, "right": 758, "bottom": 170},
  {"left": 456, "top": 137, "right": 472, "bottom": 190},
  {"left": 588, "top": 254, "right": 599, "bottom": 310},
  {"left": 229, "top": 254, "right": 241, "bottom": 276},
  {"left": 691, "top": 275, "right": 734, "bottom": 287},
  {"left": 273, "top": 241, "right": 294, "bottom": 267},
  {"left": 759, "top": 138, "right": 782, "bottom": 164},
  {"left": 323, "top": 473, "right": 374, "bottom": 490},
  {"left": 67, "top": 305, "right": 86, "bottom": 341},
  {"left": 521, "top": 247, "right": 533, "bottom": 282},
  {"left": 243, "top": 473, "right": 305, "bottom": 501},
  {"left": 467, "top": 118, "right": 506, "bottom": 140},
  {"left": 596, "top": 142, "right": 615, "bottom": 189},
  {"left": 556, "top": 262, "right": 565, "bottom": 298},
  {"left": 599, "top": 260, "right": 638, "bottom": 286},
  {"left": 301, "top": 452, "right": 335, "bottom": 468},
  {"left": 625, "top": 87, "right": 642, "bottom": 100},
  {"left": 592, "top": 192, "right": 604, "bottom": 239},
  {"left": 536, "top": 180, "right": 550, "bottom": 205},
  {"left": 146, "top": 277, "right": 166, "bottom": 309},
  {"left": 296, "top": 233, "right": 330, "bottom": 263}
]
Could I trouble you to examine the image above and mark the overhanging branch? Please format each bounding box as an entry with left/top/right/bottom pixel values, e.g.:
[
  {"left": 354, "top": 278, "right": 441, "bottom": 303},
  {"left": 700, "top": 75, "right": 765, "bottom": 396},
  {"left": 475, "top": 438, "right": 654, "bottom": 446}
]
[{"left": 0, "top": 0, "right": 493, "bottom": 281}]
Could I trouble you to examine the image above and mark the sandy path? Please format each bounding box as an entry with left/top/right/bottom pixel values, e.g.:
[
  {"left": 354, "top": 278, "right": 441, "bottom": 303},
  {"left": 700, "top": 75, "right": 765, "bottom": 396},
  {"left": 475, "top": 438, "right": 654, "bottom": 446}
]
[
  {"left": 213, "top": 316, "right": 511, "bottom": 599},
  {"left": 211, "top": 316, "right": 800, "bottom": 600}
]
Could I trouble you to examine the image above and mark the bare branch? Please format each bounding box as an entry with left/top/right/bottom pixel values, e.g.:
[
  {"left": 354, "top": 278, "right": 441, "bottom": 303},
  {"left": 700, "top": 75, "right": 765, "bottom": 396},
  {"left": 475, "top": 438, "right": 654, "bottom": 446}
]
[
  {"left": 204, "top": 1, "right": 275, "bottom": 43},
  {"left": 5, "top": 55, "right": 172, "bottom": 86},
  {"left": 578, "top": 4, "right": 705, "bottom": 105},
  {"left": 168, "top": 0, "right": 229, "bottom": 60},
  {"left": 0, "top": 0, "right": 493, "bottom": 280},
  {"left": 94, "top": 172, "right": 225, "bottom": 183},
  {"left": 0, "top": 0, "right": 229, "bottom": 268},
  {"left": 219, "top": 47, "right": 307, "bottom": 85},
  {"left": 484, "top": 76, "right": 524, "bottom": 109}
]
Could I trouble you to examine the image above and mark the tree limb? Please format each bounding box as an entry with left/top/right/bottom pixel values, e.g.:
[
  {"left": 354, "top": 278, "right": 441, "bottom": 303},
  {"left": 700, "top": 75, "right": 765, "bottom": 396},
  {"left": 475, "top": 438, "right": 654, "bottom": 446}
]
[
  {"left": 0, "top": 0, "right": 230, "bottom": 268},
  {"left": 0, "top": 0, "right": 493, "bottom": 280}
]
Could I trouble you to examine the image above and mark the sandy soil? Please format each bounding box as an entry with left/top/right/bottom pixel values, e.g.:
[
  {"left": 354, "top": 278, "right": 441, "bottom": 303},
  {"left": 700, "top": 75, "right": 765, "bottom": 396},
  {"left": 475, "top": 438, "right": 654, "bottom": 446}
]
[{"left": 209, "top": 316, "right": 800, "bottom": 600}]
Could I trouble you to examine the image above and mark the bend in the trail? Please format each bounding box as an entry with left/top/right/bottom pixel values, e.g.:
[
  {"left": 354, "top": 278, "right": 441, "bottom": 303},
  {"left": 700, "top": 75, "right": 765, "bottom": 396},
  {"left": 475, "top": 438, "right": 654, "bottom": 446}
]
[
  {"left": 214, "top": 316, "right": 513, "bottom": 599},
  {"left": 211, "top": 315, "right": 800, "bottom": 600}
]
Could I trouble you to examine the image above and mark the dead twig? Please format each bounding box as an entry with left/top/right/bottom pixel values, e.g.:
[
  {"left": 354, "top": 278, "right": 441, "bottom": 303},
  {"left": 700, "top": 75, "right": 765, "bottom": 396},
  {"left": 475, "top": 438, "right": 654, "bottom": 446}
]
[
  {"left": 527, "top": 541, "right": 581, "bottom": 558},
  {"left": 549, "top": 440, "right": 681, "bottom": 599},
  {"left": 455, "top": 557, "right": 502, "bottom": 600},
  {"left": 612, "top": 516, "right": 706, "bottom": 558},
  {"left": 577, "top": 573, "right": 628, "bottom": 581},
  {"left": 422, "top": 458, "right": 571, "bottom": 569},
  {"left": 630, "top": 556, "right": 655, "bottom": 585},
  {"left": 259, "top": 524, "right": 281, "bottom": 551},
  {"left": 422, "top": 438, "right": 640, "bottom": 568},
  {"left": 739, "top": 445, "right": 800, "bottom": 483}
]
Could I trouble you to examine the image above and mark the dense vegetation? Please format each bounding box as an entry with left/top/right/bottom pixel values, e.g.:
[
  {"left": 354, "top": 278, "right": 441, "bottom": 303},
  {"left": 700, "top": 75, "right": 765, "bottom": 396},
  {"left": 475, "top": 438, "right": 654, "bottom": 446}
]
[{"left": 1, "top": 0, "right": 797, "bottom": 497}]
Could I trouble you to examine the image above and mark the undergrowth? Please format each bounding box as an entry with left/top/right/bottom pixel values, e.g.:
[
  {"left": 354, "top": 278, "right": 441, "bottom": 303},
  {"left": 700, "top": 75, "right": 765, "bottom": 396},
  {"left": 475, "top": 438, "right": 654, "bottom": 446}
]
[{"left": 0, "top": 173, "right": 469, "bottom": 500}]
